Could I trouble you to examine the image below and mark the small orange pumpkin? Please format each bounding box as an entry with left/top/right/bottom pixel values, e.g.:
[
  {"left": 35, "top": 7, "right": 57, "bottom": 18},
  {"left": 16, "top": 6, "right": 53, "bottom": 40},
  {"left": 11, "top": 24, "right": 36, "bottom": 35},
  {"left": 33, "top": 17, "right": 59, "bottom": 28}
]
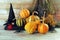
[
  {"left": 38, "top": 11, "right": 49, "bottom": 34},
  {"left": 19, "top": 8, "right": 30, "bottom": 18},
  {"left": 38, "top": 23, "right": 49, "bottom": 34}
]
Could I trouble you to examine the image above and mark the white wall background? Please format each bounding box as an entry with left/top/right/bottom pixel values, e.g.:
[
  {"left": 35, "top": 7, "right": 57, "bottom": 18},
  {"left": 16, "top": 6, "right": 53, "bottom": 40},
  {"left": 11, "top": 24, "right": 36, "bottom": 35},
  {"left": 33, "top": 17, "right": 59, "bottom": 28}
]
[
  {"left": 0, "top": 0, "right": 60, "bottom": 23},
  {"left": 0, "top": 0, "right": 36, "bottom": 20}
]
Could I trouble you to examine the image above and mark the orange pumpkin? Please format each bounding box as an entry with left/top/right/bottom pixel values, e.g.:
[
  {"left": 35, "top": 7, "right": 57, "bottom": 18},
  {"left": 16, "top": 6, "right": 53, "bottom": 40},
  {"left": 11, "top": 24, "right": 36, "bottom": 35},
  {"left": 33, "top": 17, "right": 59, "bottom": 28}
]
[
  {"left": 26, "top": 11, "right": 40, "bottom": 24},
  {"left": 19, "top": 8, "right": 30, "bottom": 18},
  {"left": 25, "top": 22, "right": 37, "bottom": 34},
  {"left": 38, "top": 11, "right": 49, "bottom": 34},
  {"left": 38, "top": 23, "right": 49, "bottom": 34}
]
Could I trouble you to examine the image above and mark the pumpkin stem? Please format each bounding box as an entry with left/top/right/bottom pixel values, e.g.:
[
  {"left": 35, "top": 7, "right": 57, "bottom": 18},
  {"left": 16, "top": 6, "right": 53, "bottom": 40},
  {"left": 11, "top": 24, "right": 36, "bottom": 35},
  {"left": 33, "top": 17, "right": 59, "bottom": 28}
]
[
  {"left": 32, "top": 11, "right": 38, "bottom": 15},
  {"left": 42, "top": 11, "right": 46, "bottom": 24},
  {"left": 29, "top": 11, "right": 39, "bottom": 22}
]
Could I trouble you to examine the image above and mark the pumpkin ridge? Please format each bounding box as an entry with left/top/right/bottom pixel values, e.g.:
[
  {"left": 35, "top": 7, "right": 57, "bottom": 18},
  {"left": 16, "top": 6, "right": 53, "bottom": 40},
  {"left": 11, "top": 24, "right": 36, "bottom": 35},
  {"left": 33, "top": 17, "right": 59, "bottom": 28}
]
[
  {"left": 22, "top": 10, "right": 26, "bottom": 18},
  {"left": 31, "top": 22, "right": 37, "bottom": 33},
  {"left": 30, "top": 23, "right": 36, "bottom": 33},
  {"left": 30, "top": 23, "right": 34, "bottom": 32},
  {"left": 41, "top": 24, "right": 44, "bottom": 33},
  {"left": 23, "top": 9, "right": 27, "bottom": 17},
  {"left": 25, "top": 9, "right": 30, "bottom": 16},
  {"left": 24, "top": 9, "right": 28, "bottom": 17}
]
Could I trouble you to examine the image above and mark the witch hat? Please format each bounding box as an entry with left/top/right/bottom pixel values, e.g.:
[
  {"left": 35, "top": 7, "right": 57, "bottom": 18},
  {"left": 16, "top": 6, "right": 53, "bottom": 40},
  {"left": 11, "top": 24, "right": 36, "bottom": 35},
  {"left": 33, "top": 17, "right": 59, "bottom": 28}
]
[{"left": 4, "top": 3, "right": 15, "bottom": 25}]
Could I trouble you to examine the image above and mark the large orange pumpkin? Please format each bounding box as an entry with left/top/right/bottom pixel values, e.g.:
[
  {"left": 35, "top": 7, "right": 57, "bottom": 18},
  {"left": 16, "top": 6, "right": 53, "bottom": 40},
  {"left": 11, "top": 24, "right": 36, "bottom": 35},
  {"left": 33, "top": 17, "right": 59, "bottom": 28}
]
[
  {"left": 26, "top": 11, "right": 40, "bottom": 24},
  {"left": 25, "top": 22, "right": 37, "bottom": 34},
  {"left": 19, "top": 8, "right": 30, "bottom": 18}
]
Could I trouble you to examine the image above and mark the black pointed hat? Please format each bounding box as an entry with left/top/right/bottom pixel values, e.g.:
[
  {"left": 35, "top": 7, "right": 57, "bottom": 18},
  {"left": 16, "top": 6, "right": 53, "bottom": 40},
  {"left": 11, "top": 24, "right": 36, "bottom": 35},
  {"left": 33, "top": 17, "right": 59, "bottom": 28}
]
[
  {"left": 33, "top": 0, "right": 44, "bottom": 17},
  {"left": 4, "top": 3, "right": 15, "bottom": 25}
]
